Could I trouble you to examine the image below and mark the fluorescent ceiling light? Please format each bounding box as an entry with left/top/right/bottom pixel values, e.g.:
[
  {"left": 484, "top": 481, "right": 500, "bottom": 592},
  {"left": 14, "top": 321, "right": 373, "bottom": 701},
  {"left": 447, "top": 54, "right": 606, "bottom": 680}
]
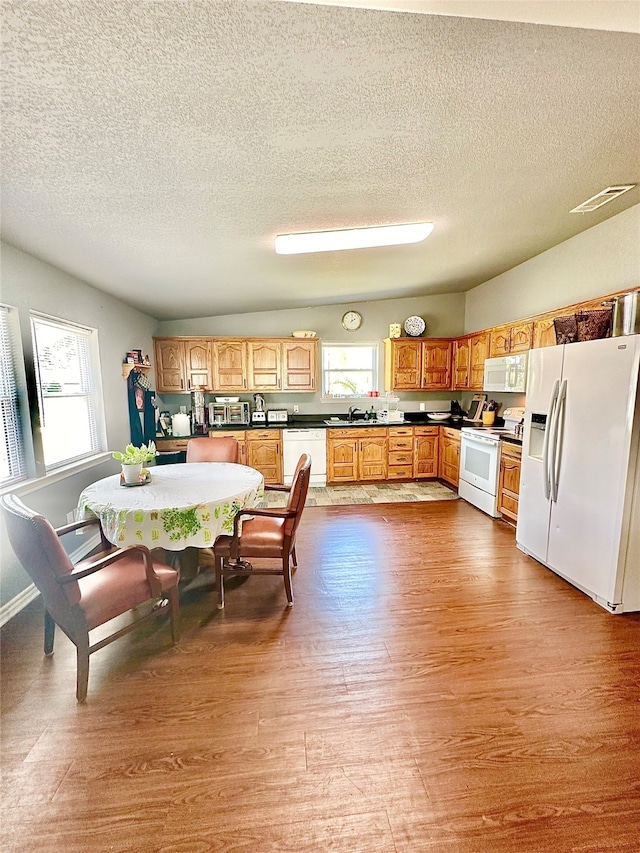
[{"left": 274, "top": 222, "right": 434, "bottom": 254}]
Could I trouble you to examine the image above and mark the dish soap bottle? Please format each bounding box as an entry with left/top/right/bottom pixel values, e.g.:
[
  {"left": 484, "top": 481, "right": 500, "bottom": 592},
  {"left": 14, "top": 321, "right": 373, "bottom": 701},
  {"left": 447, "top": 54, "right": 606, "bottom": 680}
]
[{"left": 369, "top": 406, "right": 376, "bottom": 421}]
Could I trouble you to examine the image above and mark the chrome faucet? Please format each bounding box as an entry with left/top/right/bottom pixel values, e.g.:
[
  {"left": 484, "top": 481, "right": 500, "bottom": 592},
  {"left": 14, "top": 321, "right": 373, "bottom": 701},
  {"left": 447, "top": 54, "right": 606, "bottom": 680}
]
[{"left": 347, "top": 406, "right": 361, "bottom": 422}]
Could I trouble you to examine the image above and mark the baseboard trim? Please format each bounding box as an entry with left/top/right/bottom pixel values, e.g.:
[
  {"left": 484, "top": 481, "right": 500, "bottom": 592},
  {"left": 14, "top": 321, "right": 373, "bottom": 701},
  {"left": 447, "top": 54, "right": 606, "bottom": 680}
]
[
  {"left": 0, "top": 584, "right": 40, "bottom": 628},
  {"left": 0, "top": 531, "right": 101, "bottom": 627}
]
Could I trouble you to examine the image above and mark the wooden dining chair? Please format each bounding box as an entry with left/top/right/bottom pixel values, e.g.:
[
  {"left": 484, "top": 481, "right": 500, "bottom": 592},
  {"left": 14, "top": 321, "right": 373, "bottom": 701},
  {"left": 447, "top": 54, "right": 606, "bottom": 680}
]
[
  {"left": 186, "top": 436, "right": 239, "bottom": 463},
  {"left": 1, "top": 494, "right": 180, "bottom": 702},
  {"left": 212, "top": 453, "right": 311, "bottom": 609}
]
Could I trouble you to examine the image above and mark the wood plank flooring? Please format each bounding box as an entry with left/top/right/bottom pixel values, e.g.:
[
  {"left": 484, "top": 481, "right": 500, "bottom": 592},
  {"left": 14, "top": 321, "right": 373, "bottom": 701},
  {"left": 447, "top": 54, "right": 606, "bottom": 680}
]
[{"left": 2, "top": 500, "right": 640, "bottom": 852}]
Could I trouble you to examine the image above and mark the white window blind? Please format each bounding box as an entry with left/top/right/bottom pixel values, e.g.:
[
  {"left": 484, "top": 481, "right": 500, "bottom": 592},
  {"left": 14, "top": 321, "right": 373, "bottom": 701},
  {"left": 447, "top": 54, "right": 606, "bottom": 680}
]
[
  {"left": 31, "top": 314, "right": 102, "bottom": 469},
  {"left": 322, "top": 342, "right": 379, "bottom": 398},
  {"left": 0, "top": 306, "right": 26, "bottom": 484}
]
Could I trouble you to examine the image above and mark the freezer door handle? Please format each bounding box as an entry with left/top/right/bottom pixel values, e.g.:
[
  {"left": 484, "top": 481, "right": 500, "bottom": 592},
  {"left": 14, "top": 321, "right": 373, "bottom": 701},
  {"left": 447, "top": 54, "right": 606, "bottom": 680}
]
[
  {"left": 542, "top": 379, "right": 560, "bottom": 500},
  {"left": 550, "top": 379, "right": 567, "bottom": 503}
]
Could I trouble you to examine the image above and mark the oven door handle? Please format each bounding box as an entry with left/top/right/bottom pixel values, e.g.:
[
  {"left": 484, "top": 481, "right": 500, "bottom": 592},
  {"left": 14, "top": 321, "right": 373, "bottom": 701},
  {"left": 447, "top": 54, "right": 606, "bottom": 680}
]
[{"left": 542, "top": 379, "right": 560, "bottom": 500}]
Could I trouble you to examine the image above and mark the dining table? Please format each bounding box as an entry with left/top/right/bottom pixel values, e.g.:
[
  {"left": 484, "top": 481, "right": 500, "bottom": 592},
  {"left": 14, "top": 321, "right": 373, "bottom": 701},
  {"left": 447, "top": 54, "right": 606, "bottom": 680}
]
[{"left": 76, "top": 462, "right": 264, "bottom": 551}]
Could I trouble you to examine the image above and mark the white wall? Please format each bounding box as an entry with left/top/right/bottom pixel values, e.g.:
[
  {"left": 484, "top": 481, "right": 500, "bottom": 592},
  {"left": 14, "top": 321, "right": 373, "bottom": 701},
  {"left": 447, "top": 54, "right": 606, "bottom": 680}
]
[
  {"left": 0, "top": 242, "right": 158, "bottom": 607},
  {"left": 464, "top": 204, "right": 640, "bottom": 333}
]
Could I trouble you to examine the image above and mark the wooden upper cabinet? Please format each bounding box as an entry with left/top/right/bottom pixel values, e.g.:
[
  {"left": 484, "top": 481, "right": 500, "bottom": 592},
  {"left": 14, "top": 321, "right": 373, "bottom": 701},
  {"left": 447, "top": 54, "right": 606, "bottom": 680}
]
[
  {"left": 384, "top": 338, "right": 453, "bottom": 391},
  {"left": 212, "top": 340, "right": 247, "bottom": 392},
  {"left": 469, "top": 331, "right": 490, "bottom": 390},
  {"left": 282, "top": 340, "right": 317, "bottom": 391},
  {"left": 489, "top": 321, "right": 532, "bottom": 356},
  {"left": 154, "top": 338, "right": 212, "bottom": 393},
  {"left": 421, "top": 340, "right": 452, "bottom": 390},
  {"left": 387, "top": 339, "right": 422, "bottom": 389},
  {"left": 154, "top": 339, "right": 185, "bottom": 393},
  {"left": 509, "top": 321, "right": 533, "bottom": 353},
  {"left": 489, "top": 324, "right": 511, "bottom": 357},
  {"left": 247, "top": 341, "right": 281, "bottom": 391},
  {"left": 184, "top": 339, "right": 213, "bottom": 389},
  {"left": 453, "top": 337, "right": 470, "bottom": 390}
]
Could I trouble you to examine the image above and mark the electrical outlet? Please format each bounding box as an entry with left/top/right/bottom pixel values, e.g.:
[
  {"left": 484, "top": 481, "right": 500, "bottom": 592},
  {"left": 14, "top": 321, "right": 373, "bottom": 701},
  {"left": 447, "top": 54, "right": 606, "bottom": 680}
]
[
  {"left": 293, "top": 405, "right": 299, "bottom": 413},
  {"left": 420, "top": 402, "right": 426, "bottom": 411}
]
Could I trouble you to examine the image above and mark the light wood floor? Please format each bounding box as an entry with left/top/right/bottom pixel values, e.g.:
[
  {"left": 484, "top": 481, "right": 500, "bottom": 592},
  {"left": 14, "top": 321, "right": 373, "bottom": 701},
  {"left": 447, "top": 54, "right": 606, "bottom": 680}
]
[{"left": 2, "top": 500, "right": 639, "bottom": 852}]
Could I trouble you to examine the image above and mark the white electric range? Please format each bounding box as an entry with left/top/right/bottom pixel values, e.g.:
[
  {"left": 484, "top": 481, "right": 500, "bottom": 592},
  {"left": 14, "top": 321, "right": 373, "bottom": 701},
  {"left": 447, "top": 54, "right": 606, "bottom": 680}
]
[{"left": 458, "top": 408, "right": 525, "bottom": 517}]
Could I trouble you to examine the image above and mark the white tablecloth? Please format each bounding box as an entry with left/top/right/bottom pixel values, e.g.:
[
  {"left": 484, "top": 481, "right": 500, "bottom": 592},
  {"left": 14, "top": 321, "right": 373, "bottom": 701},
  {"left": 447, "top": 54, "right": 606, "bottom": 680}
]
[{"left": 77, "top": 462, "right": 264, "bottom": 550}]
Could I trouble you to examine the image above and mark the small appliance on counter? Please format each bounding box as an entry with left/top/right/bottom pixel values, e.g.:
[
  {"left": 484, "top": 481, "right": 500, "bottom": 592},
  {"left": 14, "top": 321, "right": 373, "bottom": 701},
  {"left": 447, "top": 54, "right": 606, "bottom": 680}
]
[
  {"left": 267, "top": 409, "right": 288, "bottom": 424},
  {"left": 252, "top": 394, "right": 266, "bottom": 424},
  {"left": 208, "top": 401, "right": 250, "bottom": 425},
  {"left": 191, "top": 389, "right": 207, "bottom": 434},
  {"left": 377, "top": 391, "right": 404, "bottom": 423}
]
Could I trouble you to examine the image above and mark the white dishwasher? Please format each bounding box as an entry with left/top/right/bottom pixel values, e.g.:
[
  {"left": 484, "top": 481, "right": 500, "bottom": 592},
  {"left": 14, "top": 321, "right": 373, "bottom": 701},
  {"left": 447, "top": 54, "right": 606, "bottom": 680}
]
[{"left": 282, "top": 428, "right": 327, "bottom": 487}]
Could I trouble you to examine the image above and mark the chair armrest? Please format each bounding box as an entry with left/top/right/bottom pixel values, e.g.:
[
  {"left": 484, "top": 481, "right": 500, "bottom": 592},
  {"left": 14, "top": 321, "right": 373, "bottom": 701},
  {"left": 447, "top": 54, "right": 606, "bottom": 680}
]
[
  {"left": 55, "top": 516, "right": 100, "bottom": 536},
  {"left": 265, "top": 484, "right": 291, "bottom": 492},
  {"left": 231, "top": 506, "right": 296, "bottom": 539},
  {"left": 56, "top": 515, "right": 112, "bottom": 551},
  {"left": 57, "top": 544, "right": 165, "bottom": 598}
]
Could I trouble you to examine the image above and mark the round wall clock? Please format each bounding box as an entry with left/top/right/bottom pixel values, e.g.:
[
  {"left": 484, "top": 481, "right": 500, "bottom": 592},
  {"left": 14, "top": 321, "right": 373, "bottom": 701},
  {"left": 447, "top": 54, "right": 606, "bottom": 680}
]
[{"left": 341, "top": 310, "right": 362, "bottom": 331}]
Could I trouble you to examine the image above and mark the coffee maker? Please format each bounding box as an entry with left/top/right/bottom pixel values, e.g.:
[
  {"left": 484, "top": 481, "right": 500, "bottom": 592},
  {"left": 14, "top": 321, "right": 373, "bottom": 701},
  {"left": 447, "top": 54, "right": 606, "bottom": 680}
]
[
  {"left": 252, "top": 393, "right": 266, "bottom": 424},
  {"left": 191, "top": 389, "right": 207, "bottom": 434}
]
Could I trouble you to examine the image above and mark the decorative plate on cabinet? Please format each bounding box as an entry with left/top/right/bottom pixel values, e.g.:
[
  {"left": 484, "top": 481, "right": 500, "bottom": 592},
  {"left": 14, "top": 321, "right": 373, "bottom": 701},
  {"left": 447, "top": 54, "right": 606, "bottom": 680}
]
[{"left": 404, "top": 316, "right": 426, "bottom": 336}]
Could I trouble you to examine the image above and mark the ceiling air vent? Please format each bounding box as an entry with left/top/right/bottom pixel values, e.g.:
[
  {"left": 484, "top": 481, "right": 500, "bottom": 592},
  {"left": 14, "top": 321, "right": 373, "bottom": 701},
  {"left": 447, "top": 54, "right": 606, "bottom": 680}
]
[{"left": 570, "top": 185, "right": 636, "bottom": 214}]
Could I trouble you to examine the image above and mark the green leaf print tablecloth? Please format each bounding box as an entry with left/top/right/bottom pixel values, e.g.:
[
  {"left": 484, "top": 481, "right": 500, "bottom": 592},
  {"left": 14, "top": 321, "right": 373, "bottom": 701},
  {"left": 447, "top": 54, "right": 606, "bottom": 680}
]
[{"left": 77, "top": 462, "right": 264, "bottom": 550}]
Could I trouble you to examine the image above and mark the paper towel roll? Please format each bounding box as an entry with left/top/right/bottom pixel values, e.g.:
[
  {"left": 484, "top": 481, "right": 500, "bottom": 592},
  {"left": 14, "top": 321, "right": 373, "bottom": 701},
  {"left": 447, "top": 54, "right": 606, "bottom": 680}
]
[{"left": 172, "top": 413, "right": 191, "bottom": 436}]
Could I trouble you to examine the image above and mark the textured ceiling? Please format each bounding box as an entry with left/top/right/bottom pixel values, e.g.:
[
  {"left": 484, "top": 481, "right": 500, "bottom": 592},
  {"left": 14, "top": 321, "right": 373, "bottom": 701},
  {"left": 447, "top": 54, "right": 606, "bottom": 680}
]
[{"left": 2, "top": 0, "right": 639, "bottom": 320}]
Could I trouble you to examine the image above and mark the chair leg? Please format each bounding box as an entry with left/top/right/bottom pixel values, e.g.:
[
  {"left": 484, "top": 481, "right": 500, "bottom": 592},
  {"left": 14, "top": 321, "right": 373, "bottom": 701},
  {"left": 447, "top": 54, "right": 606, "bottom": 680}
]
[
  {"left": 76, "top": 637, "right": 90, "bottom": 703},
  {"left": 168, "top": 586, "right": 180, "bottom": 644},
  {"left": 44, "top": 609, "right": 55, "bottom": 656},
  {"left": 283, "top": 556, "right": 294, "bottom": 607},
  {"left": 215, "top": 554, "right": 225, "bottom": 609},
  {"left": 291, "top": 545, "right": 298, "bottom": 569}
]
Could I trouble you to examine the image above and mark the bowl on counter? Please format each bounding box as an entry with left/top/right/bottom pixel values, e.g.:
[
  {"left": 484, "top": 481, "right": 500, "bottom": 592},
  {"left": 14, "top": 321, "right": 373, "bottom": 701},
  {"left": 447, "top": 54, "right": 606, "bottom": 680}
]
[
  {"left": 427, "top": 412, "right": 451, "bottom": 421},
  {"left": 291, "top": 330, "right": 317, "bottom": 338}
]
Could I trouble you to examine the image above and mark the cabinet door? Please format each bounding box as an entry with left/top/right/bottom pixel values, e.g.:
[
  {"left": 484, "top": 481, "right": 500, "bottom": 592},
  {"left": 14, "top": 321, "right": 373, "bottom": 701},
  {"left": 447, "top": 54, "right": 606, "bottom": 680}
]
[
  {"left": 469, "top": 331, "right": 490, "bottom": 390},
  {"left": 498, "top": 445, "right": 522, "bottom": 524},
  {"left": 489, "top": 325, "right": 511, "bottom": 357},
  {"left": 184, "top": 339, "right": 213, "bottom": 390},
  {"left": 390, "top": 340, "right": 422, "bottom": 389},
  {"left": 154, "top": 340, "right": 185, "bottom": 393},
  {"left": 414, "top": 428, "right": 439, "bottom": 478},
  {"left": 212, "top": 341, "right": 247, "bottom": 392},
  {"left": 248, "top": 341, "right": 281, "bottom": 391},
  {"left": 359, "top": 436, "right": 388, "bottom": 481},
  {"left": 421, "top": 341, "right": 452, "bottom": 390},
  {"left": 438, "top": 429, "right": 460, "bottom": 487},
  {"left": 452, "top": 338, "right": 470, "bottom": 390},
  {"left": 327, "top": 436, "right": 359, "bottom": 483},
  {"left": 282, "top": 341, "right": 317, "bottom": 391},
  {"left": 509, "top": 321, "right": 533, "bottom": 353},
  {"left": 246, "top": 432, "right": 282, "bottom": 484}
]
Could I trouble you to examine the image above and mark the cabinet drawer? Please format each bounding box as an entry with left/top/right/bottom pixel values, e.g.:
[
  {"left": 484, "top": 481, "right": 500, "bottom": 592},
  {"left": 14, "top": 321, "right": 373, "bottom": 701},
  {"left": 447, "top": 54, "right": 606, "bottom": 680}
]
[
  {"left": 388, "top": 451, "right": 413, "bottom": 466},
  {"left": 388, "top": 426, "right": 413, "bottom": 437},
  {"left": 413, "top": 426, "right": 439, "bottom": 436},
  {"left": 246, "top": 429, "right": 280, "bottom": 441},
  {"left": 387, "top": 465, "right": 413, "bottom": 480},
  {"left": 156, "top": 439, "right": 189, "bottom": 452},
  {"left": 388, "top": 437, "right": 413, "bottom": 451}
]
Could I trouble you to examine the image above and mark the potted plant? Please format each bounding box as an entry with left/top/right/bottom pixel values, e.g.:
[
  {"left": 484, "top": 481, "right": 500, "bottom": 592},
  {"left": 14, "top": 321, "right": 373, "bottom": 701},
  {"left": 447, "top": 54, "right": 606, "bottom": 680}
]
[{"left": 112, "top": 441, "right": 157, "bottom": 484}]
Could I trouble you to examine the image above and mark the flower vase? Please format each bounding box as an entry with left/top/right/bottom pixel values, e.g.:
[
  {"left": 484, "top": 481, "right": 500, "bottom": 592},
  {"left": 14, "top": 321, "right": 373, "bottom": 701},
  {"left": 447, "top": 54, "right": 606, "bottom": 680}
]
[{"left": 122, "top": 462, "right": 143, "bottom": 484}]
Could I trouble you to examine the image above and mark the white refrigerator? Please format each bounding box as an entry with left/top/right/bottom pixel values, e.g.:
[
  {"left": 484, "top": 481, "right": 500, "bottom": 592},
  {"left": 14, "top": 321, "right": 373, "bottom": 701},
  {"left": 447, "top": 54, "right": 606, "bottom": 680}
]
[{"left": 516, "top": 334, "right": 640, "bottom": 613}]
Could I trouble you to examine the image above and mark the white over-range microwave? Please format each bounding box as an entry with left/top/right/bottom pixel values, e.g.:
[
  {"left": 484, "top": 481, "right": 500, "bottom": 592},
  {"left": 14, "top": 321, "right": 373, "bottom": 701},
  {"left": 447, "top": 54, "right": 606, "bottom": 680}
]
[{"left": 483, "top": 353, "right": 528, "bottom": 393}]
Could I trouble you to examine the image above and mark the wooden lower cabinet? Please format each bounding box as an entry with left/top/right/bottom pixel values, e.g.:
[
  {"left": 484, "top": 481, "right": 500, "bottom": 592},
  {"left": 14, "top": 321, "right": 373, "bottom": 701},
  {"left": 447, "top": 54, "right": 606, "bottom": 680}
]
[
  {"left": 327, "top": 429, "right": 388, "bottom": 484},
  {"left": 438, "top": 427, "right": 460, "bottom": 488},
  {"left": 245, "top": 429, "right": 283, "bottom": 485},
  {"left": 387, "top": 426, "right": 414, "bottom": 479},
  {"left": 498, "top": 442, "right": 522, "bottom": 524},
  {"left": 414, "top": 426, "right": 439, "bottom": 478}
]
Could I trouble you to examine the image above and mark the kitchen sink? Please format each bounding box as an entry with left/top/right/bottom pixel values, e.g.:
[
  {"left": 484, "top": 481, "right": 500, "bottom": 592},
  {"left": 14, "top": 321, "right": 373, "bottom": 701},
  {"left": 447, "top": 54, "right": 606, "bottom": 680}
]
[{"left": 323, "top": 419, "right": 379, "bottom": 426}]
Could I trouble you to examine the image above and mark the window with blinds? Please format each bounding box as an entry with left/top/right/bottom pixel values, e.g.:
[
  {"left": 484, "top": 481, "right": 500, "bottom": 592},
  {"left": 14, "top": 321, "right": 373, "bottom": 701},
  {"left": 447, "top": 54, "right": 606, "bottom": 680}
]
[
  {"left": 31, "top": 314, "right": 103, "bottom": 469},
  {"left": 0, "top": 305, "right": 26, "bottom": 484}
]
